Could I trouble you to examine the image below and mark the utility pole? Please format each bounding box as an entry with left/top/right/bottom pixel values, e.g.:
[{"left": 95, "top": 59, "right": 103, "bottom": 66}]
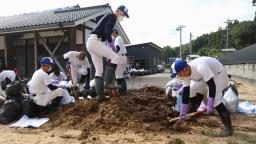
[
  {"left": 189, "top": 32, "right": 192, "bottom": 55},
  {"left": 225, "top": 19, "right": 233, "bottom": 48},
  {"left": 176, "top": 25, "right": 185, "bottom": 58}
]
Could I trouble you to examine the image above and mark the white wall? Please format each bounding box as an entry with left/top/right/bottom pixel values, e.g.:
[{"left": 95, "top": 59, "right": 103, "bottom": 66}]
[
  {"left": 224, "top": 63, "right": 256, "bottom": 80},
  {"left": 20, "top": 30, "right": 65, "bottom": 39},
  {"left": 84, "top": 21, "right": 96, "bottom": 44},
  {"left": 76, "top": 30, "right": 83, "bottom": 44}
]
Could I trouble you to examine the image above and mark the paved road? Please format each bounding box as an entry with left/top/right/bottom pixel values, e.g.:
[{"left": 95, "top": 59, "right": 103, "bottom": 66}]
[{"left": 126, "top": 71, "right": 171, "bottom": 89}]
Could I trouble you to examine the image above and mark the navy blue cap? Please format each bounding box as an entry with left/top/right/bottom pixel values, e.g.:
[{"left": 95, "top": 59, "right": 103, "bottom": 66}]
[
  {"left": 117, "top": 5, "right": 129, "bottom": 18},
  {"left": 170, "top": 60, "right": 188, "bottom": 78},
  {"left": 112, "top": 28, "right": 118, "bottom": 33},
  {"left": 40, "top": 57, "right": 54, "bottom": 65}
]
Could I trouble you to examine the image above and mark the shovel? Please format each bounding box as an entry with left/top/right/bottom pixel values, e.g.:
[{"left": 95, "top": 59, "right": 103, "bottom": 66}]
[{"left": 169, "top": 109, "right": 207, "bottom": 123}]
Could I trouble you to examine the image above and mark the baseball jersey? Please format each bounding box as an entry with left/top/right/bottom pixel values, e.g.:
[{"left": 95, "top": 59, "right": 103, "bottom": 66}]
[
  {"left": 114, "top": 36, "right": 127, "bottom": 55},
  {"left": 91, "top": 14, "right": 117, "bottom": 42},
  {"left": 63, "top": 51, "right": 90, "bottom": 68},
  {"left": 29, "top": 69, "right": 52, "bottom": 94},
  {"left": 0, "top": 70, "right": 16, "bottom": 82},
  {"left": 49, "top": 72, "right": 67, "bottom": 81},
  {"left": 181, "top": 57, "right": 224, "bottom": 87}
]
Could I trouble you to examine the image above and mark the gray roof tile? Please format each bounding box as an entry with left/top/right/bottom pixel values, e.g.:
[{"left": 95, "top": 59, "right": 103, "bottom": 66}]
[
  {"left": 218, "top": 43, "right": 256, "bottom": 64},
  {"left": 0, "top": 4, "right": 110, "bottom": 33}
]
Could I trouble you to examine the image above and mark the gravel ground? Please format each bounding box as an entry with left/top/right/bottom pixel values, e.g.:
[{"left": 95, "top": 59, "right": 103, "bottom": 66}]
[{"left": 126, "top": 71, "right": 171, "bottom": 89}]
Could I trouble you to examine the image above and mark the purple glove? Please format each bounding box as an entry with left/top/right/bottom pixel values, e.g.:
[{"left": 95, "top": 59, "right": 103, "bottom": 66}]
[
  {"left": 179, "top": 104, "right": 188, "bottom": 121},
  {"left": 51, "top": 80, "right": 59, "bottom": 85},
  {"left": 174, "top": 83, "right": 183, "bottom": 90},
  {"left": 205, "top": 97, "right": 215, "bottom": 114},
  {"left": 108, "top": 41, "right": 117, "bottom": 52}
]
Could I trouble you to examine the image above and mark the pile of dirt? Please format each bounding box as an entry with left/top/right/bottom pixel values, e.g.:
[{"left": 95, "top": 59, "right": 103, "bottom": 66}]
[
  {"left": 168, "top": 138, "right": 185, "bottom": 144},
  {"left": 43, "top": 86, "right": 180, "bottom": 139}
]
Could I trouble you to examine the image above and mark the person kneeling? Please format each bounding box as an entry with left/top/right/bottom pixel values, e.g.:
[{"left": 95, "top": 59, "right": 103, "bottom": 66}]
[{"left": 29, "top": 57, "right": 73, "bottom": 112}]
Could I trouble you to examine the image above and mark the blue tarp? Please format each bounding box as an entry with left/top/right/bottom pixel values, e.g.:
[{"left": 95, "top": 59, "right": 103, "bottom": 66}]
[{"left": 237, "top": 101, "right": 256, "bottom": 114}]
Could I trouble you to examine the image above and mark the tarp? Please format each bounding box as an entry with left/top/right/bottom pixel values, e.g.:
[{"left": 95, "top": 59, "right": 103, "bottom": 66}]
[
  {"left": 237, "top": 101, "right": 256, "bottom": 114},
  {"left": 9, "top": 115, "right": 49, "bottom": 128}
]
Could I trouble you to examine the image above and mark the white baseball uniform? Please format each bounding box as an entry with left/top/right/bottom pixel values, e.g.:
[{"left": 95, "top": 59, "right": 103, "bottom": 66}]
[
  {"left": 29, "top": 68, "right": 72, "bottom": 107},
  {"left": 87, "top": 34, "right": 125, "bottom": 77},
  {"left": 178, "top": 57, "right": 229, "bottom": 107},
  {"left": 114, "top": 35, "right": 127, "bottom": 79},
  {"left": 63, "top": 51, "right": 90, "bottom": 86},
  {"left": 49, "top": 72, "right": 67, "bottom": 82}
]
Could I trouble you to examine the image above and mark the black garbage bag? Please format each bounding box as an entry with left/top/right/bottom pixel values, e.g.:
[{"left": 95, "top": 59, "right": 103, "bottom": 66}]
[
  {"left": 0, "top": 99, "right": 21, "bottom": 124},
  {"left": 89, "top": 86, "right": 97, "bottom": 98},
  {"left": 21, "top": 98, "right": 37, "bottom": 118},
  {"left": 1, "top": 78, "right": 12, "bottom": 91},
  {"left": 5, "top": 81, "right": 23, "bottom": 100}
]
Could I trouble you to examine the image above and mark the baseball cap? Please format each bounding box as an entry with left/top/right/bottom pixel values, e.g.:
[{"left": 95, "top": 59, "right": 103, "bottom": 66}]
[
  {"left": 40, "top": 57, "right": 54, "bottom": 65},
  {"left": 117, "top": 5, "right": 129, "bottom": 18},
  {"left": 112, "top": 28, "right": 118, "bottom": 33},
  {"left": 170, "top": 60, "right": 188, "bottom": 78}
]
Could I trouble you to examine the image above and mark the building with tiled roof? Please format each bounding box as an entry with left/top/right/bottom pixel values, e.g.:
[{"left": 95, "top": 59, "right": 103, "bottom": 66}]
[{"left": 0, "top": 4, "right": 129, "bottom": 76}]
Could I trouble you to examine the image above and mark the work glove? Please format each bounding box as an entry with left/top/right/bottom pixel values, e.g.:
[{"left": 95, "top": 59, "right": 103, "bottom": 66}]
[
  {"left": 205, "top": 97, "right": 215, "bottom": 114},
  {"left": 108, "top": 41, "right": 117, "bottom": 52},
  {"left": 179, "top": 104, "right": 188, "bottom": 121},
  {"left": 51, "top": 80, "right": 59, "bottom": 85}
]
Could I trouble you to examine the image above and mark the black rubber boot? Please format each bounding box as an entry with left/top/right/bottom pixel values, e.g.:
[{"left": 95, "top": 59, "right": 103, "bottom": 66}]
[
  {"left": 48, "top": 96, "right": 62, "bottom": 111},
  {"left": 95, "top": 77, "right": 109, "bottom": 102},
  {"left": 216, "top": 103, "right": 234, "bottom": 137},
  {"left": 104, "top": 65, "right": 121, "bottom": 89},
  {"left": 117, "top": 78, "right": 125, "bottom": 95},
  {"left": 121, "top": 78, "right": 127, "bottom": 94}
]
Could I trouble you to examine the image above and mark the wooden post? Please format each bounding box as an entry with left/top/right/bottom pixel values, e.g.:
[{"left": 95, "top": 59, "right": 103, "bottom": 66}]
[
  {"left": 5, "top": 35, "right": 15, "bottom": 69},
  {"left": 38, "top": 34, "right": 66, "bottom": 75},
  {"left": 69, "top": 27, "right": 76, "bottom": 51},
  {"left": 34, "top": 32, "right": 38, "bottom": 71}
]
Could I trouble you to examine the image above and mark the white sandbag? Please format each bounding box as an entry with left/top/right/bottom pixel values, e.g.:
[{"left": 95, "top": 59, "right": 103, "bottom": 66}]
[{"left": 222, "top": 87, "right": 239, "bottom": 113}]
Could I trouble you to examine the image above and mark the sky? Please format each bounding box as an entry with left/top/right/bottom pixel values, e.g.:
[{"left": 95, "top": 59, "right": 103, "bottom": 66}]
[{"left": 0, "top": 0, "right": 254, "bottom": 47}]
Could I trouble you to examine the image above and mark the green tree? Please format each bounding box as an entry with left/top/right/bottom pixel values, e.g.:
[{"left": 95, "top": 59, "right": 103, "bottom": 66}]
[
  {"left": 231, "top": 21, "right": 256, "bottom": 49},
  {"left": 162, "top": 46, "right": 178, "bottom": 64}
]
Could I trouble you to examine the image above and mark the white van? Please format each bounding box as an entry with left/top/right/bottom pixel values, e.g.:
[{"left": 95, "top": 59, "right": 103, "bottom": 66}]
[{"left": 186, "top": 55, "right": 200, "bottom": 62}]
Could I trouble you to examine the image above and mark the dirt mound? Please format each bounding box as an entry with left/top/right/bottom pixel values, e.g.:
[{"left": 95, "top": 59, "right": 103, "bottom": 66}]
[
  {"left": 168, "top": 138, "right": 185, "bottom": 144},
  {"left": 43, "top": 86, "right": 179, "bottom": 139}
]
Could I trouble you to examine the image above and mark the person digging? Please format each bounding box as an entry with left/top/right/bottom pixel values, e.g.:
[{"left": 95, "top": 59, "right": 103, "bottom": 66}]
[{"left": 171, "top": 57, "right": 234, "bottom": 137}]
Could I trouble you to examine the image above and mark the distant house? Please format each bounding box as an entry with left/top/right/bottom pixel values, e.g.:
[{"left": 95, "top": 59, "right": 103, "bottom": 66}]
[
  {"left": 125, "top": 42, "right": 163, "bottom": 70},
  {"left": 0, "top": 4, "right": 129, "bottom": 77},
  {"left": 220, "top": 48, "right": 236, "bottom": 56}
]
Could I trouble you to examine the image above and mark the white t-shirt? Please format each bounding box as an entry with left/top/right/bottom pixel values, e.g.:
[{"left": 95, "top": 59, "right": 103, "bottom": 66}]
[
  {"left": 29, "top": 69, "right": 52, "bottom": 94},
  {"left": 63, "top": 51, "right": 90, "bottom": 69},
  {"left": 49, "top": 72, "right": 67, "bottom": 81},
  {"left": 181, "top": 57, "right": 224, "bottom": 87},
  {"left": 0, "top": 70, "right": 16, "bottom": 82},
  {"left": 114, "top": 36, "right": 127, "bottom": 55}
]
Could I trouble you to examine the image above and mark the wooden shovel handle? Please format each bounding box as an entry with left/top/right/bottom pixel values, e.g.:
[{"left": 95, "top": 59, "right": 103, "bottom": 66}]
[{"left": 169, "top": 109, "right": 207, "bottom": 123}]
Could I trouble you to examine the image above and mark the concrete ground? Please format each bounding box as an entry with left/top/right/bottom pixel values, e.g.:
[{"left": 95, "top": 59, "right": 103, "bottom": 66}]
[{"left": 126, "top": 71, "right": 171, "bottom": 89}]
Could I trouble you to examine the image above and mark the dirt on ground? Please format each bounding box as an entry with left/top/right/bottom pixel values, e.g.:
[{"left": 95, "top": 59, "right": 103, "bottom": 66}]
[
  {"left": 45, "top": 86, "right": 180, "bottom": 140},
  {"left": 0, "top": 82, "right": 256, "bottom": 144}
]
